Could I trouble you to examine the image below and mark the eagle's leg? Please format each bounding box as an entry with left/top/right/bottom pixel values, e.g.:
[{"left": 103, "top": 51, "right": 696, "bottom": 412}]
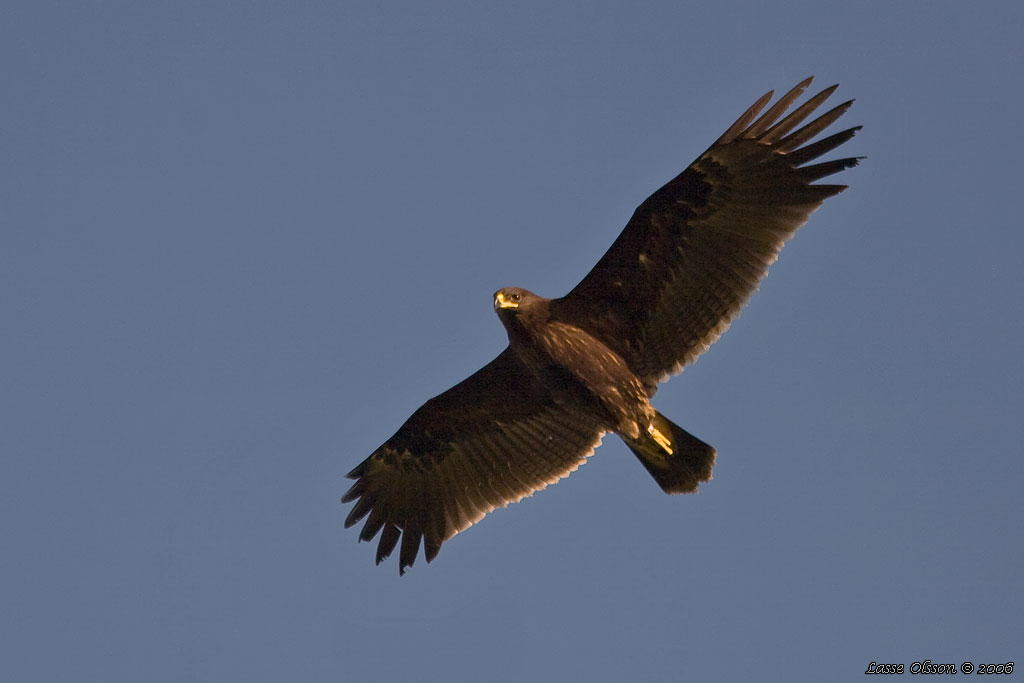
[{"left": 647, "top": 423, "right": 674, "bottom": 455}]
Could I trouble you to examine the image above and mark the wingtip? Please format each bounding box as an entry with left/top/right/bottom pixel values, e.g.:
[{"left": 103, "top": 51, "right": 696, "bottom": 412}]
[{"left": 340, "top": 480, "right": 362, "bottom": 504}]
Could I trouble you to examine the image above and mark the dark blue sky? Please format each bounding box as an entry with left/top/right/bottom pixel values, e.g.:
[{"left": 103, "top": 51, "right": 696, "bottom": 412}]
[{"left": 3, "top": 2, "right": 1021, "bottom": 681}]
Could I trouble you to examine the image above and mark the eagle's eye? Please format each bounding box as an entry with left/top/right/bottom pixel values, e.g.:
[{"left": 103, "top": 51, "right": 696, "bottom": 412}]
[{"left": 510, "top": 292, "right": 521, "bottom": 302}]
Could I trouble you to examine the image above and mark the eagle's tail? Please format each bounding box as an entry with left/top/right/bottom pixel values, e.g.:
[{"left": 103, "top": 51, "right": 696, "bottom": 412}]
[{"left": 623, "top": 411, "right": 716, "bottom": 494}]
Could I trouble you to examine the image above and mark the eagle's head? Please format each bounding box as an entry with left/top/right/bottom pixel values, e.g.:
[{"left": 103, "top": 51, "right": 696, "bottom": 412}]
[{"left": 493, "top": 287, "right": 547, "bottom": 325}]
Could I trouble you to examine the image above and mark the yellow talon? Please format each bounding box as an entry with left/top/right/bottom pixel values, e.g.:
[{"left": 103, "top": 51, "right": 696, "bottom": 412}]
[{"left": 647, "top": 424, "right": 673, "bottom": 455}]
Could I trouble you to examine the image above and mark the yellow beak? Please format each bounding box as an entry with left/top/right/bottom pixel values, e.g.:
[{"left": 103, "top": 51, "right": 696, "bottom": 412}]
[{"left": 495, "top": 292, "right": 519, "bottom": 309}]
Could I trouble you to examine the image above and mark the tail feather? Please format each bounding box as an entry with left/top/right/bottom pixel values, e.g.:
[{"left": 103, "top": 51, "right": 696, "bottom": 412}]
[{"left": 623, "top": 411, "right": 716, "bottom": 494}]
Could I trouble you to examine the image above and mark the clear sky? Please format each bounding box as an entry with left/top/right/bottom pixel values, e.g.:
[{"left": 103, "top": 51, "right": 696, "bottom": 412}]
[{"left": 3, "top": 2, "right": 1021, "bottom": 681}]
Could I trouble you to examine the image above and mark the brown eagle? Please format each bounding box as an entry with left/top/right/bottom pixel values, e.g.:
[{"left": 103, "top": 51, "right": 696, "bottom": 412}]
[{"left": 343, "top": 77, "right": 861, "bottom": 574}]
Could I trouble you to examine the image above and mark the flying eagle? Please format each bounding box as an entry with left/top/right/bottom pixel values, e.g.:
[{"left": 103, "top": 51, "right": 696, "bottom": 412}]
[{"left": 343, "top": 77, "right": 861, "bottom": 574}]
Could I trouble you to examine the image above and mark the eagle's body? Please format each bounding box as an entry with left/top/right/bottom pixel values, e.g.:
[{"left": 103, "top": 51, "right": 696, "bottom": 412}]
[
  {"left": 344, "top": 78, "right": 862, "bottom": 574},
  {"left": 499, "top": 288, "right": 653, "bottom": 440}
]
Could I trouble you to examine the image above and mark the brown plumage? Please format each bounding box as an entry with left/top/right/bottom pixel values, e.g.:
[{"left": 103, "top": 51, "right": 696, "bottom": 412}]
[{"left": 343, "top": 77, "right": 862, "bottom": 574}]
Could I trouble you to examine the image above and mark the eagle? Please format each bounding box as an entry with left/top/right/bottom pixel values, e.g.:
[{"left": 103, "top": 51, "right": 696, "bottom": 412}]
[{"left": 343, "top": 77, "right": 861, "bottom": 574}]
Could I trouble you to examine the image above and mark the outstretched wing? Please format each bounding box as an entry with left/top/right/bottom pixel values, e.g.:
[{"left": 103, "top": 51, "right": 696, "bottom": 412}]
[
  {"left": 343, "top": 348, "right": 605, "bottom": 574},
  {"left": 555, "top": 77, "right": 862, "bottom": 385}
]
